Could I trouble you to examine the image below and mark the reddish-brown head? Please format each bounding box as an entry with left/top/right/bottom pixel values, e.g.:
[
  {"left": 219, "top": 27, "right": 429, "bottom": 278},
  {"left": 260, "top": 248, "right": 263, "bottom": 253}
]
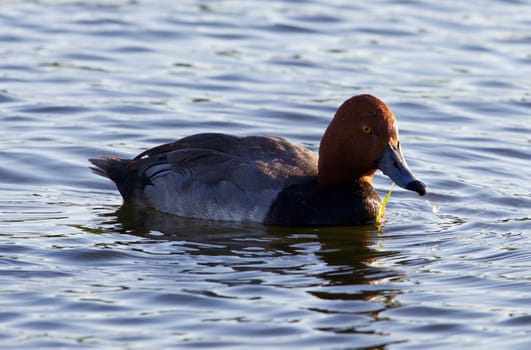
[{"left": 318, "top": 94, "right": 427, "bottom": 195}]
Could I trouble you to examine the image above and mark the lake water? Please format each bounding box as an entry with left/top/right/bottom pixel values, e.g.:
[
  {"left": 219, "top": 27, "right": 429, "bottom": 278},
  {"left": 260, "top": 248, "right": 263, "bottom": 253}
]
[{"left": 1, "top": 1, "right": 530, "bottom": 349}]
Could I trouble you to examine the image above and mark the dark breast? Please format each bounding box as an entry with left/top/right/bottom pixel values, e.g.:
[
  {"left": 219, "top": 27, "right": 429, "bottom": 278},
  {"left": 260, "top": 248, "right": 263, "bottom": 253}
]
[{"left": 264, "top": 180, "right": 382, "bottom": 226}]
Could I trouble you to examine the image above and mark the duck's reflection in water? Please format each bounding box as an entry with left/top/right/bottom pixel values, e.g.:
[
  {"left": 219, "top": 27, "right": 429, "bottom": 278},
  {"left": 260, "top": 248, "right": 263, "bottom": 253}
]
[
  {"left": 100, "top": 205, "right": 401, "bottom": 301},
  {"left": 93, "top": 205, "right": 399, "bottom": 342}
]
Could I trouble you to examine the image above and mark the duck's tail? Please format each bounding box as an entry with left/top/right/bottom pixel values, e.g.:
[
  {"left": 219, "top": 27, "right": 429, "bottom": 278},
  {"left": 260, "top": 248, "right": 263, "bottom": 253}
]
[
  {"left": 89, "top": 156, "right": 139, "bottom": 203},
  {"left": 89, "top": 156, "right": 129, "bottom": 181}
]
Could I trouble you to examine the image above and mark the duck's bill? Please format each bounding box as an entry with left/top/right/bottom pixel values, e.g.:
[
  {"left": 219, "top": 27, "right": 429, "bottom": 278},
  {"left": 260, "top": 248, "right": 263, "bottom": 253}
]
[{"left": 376, "top": 143, "right": 428, "bottom": 196}]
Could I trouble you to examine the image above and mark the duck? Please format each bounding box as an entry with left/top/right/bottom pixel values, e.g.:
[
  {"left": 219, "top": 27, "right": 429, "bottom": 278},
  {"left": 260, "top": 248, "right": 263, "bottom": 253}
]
[{"left": 90, "top": 94, "right": 427, "bottom": 226}]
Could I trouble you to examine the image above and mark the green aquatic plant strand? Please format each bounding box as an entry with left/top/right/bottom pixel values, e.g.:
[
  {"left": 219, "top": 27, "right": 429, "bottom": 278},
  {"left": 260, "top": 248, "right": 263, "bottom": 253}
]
[{"left": 375, "top": 182, "right": 395, "bottom": 229}]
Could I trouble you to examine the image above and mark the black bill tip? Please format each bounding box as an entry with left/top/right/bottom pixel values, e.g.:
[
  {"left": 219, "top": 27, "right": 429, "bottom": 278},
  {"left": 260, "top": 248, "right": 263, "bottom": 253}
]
[{"left": 406, "top": 180, "right": 428, "bottom": 196}]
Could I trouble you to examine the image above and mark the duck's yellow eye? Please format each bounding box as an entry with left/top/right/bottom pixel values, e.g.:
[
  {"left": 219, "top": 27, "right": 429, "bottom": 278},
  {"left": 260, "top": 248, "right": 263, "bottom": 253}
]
[{"left": 362, "top": 125, "right": 372, "bottom": 134}]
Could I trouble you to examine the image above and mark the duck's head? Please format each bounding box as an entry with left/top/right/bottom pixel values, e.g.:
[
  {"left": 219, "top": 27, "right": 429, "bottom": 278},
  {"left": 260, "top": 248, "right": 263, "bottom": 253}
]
[{"left": 318, "top": 94, "right": 427, "bottom": 195}]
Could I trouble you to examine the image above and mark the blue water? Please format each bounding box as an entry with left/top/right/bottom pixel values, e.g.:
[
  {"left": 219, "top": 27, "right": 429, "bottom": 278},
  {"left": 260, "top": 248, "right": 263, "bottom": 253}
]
[{"left": 1, "top": 1, "right": 530, "bottom": 349}]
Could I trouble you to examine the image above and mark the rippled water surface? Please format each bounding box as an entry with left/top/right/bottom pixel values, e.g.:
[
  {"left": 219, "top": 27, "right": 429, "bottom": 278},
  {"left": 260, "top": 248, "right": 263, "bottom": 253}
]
[{"left": 1, "top": 1, "right": 530, "bottom": 349}]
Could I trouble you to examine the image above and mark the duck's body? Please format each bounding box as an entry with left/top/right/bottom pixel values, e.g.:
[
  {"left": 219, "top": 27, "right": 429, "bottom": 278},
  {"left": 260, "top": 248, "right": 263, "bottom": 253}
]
[
  {"left": 91, "top": 133, "right": 320, "bottom": 224},
  {"left": 90, "top": 94, "right": 427, "bottom": 226}
]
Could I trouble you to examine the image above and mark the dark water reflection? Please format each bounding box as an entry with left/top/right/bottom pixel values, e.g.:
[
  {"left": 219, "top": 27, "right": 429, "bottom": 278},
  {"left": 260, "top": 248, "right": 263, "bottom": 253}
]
[
  {"left": 110, "top": 205, "right": 399, "bottom": 292},
  {"left": 77, "top": 207, "right": 403, "bottom": 347}
]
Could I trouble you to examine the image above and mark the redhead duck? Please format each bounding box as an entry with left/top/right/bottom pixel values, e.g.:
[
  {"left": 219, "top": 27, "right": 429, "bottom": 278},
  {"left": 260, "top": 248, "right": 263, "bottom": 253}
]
[{"left": 90, "top": 94, "right": 427, "bottom": 226}]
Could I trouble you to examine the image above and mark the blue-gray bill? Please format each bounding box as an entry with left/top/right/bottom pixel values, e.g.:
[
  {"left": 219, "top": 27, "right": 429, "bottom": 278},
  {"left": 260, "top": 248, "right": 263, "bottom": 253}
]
[{"left": 376, "top": 143, "right": 428, "bottom": 196}]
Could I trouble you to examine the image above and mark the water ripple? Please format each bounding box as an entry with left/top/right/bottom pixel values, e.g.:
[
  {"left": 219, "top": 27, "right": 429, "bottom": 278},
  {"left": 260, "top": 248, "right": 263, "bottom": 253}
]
[{"left": 0, "top": 0, "right": 530, "bottom": 349}]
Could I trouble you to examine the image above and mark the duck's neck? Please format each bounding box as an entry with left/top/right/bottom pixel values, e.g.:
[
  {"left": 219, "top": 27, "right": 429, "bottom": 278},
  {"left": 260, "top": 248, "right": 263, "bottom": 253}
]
[{"left": 317, "top": 159, "right": 375, "bottom": 186}]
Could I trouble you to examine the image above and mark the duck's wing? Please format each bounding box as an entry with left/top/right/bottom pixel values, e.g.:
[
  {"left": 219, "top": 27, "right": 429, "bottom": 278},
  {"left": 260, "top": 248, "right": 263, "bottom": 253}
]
[
  {"left": 130, "top": 133, "right": 317, "bottom": 185},
  {"left": 133, "top": 133, "right": 315, "bottom": 166}
]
